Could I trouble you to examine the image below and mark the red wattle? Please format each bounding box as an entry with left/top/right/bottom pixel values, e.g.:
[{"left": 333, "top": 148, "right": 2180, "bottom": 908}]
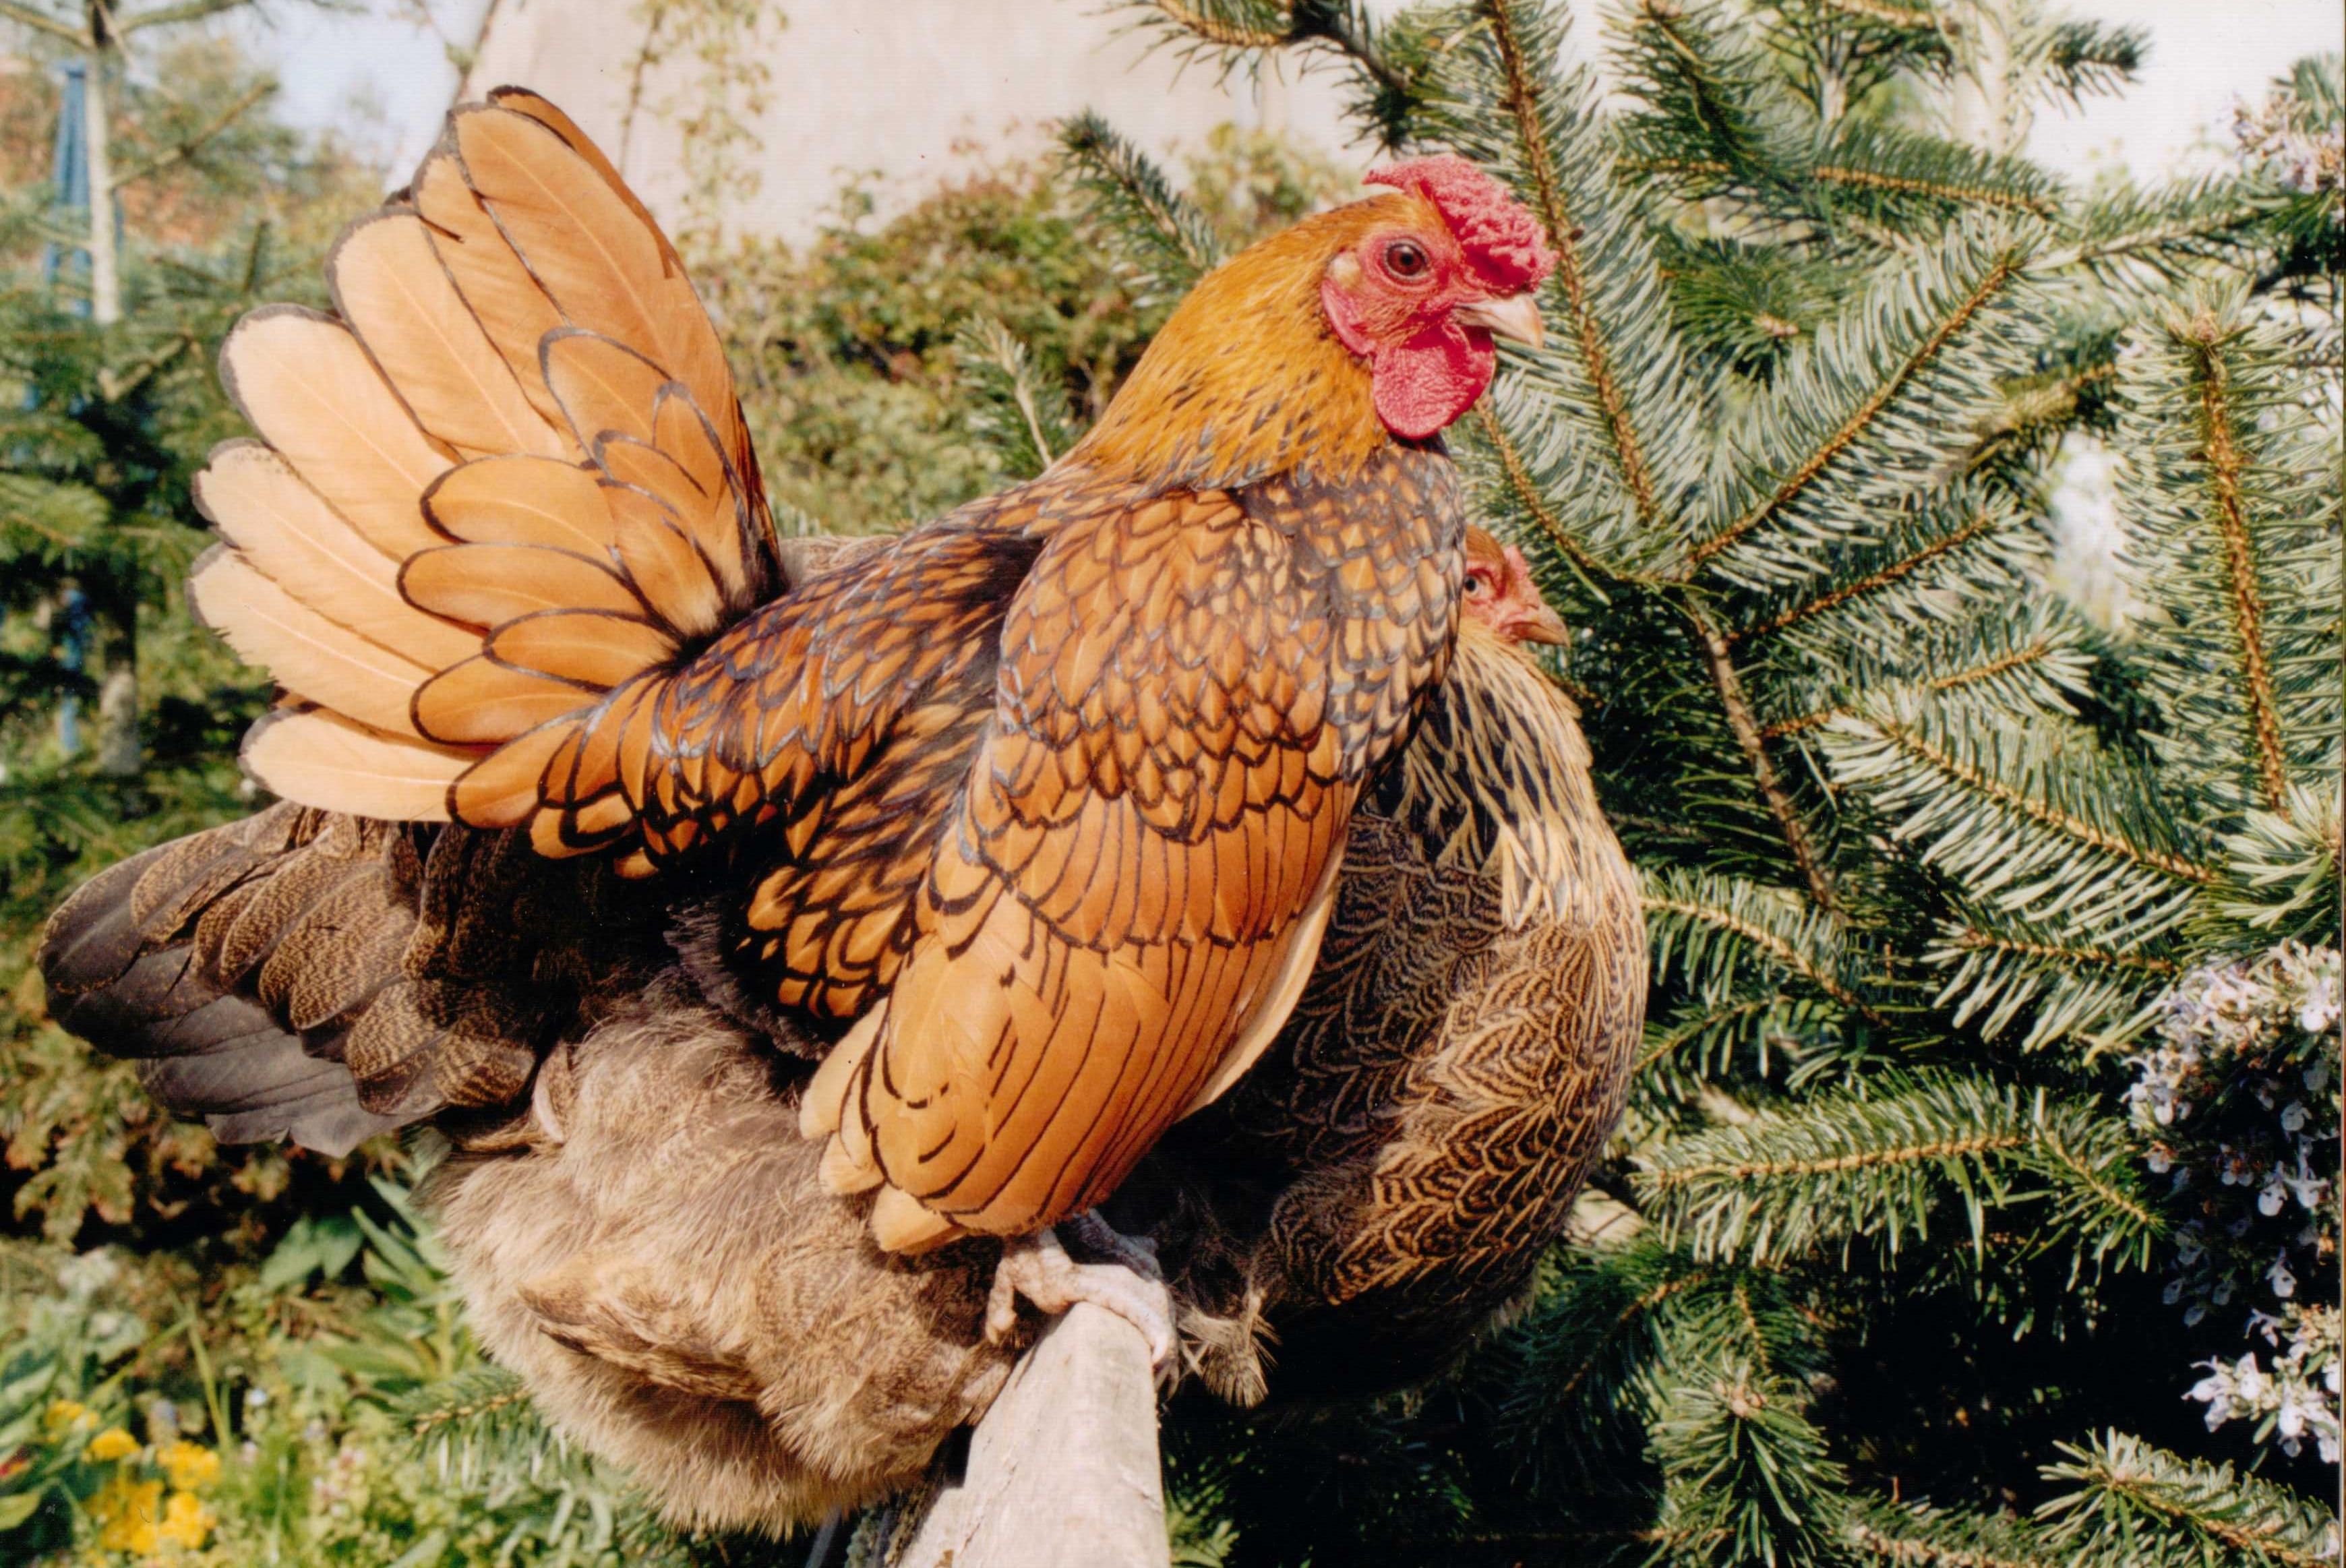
[{"left": 1371, "top": 320, "right": 1495, "bottom": 441}]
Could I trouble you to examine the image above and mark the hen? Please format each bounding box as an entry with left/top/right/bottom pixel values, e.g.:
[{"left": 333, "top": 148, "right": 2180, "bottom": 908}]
[{"left": 36, "top": 90, "right": 1551, "bottom": 1347}]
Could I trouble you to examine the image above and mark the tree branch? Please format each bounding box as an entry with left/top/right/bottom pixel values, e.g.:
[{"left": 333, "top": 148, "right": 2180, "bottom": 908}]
[
  {"left": 1683, "top": 254, "right": 2018, "bottom": 572},
  {"left": 2181, "top": 313, "right": 2292, "bottom": 815},
  {"left": 110, "top": 79, "right": 268, "bottom": 189},
  {"left": 1735, "top": 511, "right": 2002, "bottom": 643},
  {"left": 1484, "top": 0, "right": 1661, "bottom": 525},
  {"left": 118, "top": 0, "right": 256, "bottom": 32},
  {"left": 1864, "top": 717, "right": 2221, "bottom": 884},
  {"left": 1762, "top": 638, "right": 2062, "bottom": 739},
  {"left": 0, "top": 0, "right": 89, "bottom": 43},
  {"left": 1687, "top": 605, "right": 1840, "bottom": 910}
]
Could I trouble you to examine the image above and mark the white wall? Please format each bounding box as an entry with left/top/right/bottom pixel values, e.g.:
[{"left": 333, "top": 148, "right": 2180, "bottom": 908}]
[{"left": 456, "top": 0, "right": 1368, "bottom": 243}]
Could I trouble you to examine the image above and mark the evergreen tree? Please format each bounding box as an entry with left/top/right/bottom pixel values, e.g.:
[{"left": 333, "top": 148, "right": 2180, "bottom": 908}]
[
  {"left": 1017, "top": 3, "right": 2341, "bottom": 1562},
  {"left": 0, "top": 30, "right": 387, "bottom": 1244}
]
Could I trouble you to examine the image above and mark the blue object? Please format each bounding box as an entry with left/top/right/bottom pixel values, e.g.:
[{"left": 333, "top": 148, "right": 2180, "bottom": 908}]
[{"left": 42, "top": 61, "right": 92, "bottom": 316}]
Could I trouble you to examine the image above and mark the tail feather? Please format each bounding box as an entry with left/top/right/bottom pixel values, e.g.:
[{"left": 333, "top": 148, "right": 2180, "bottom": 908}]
[
  {"left": 328, "top": 214, "right": 564, "bottom": 462},
  {"left": 38, "top": 810, "right": 408, "bottom": 1156},
  {"left": 193, "top": 90, "right": 775, "bottom": 855},
  {"left": 37, "top": 803, "right": 646, "bottom": 1153}
]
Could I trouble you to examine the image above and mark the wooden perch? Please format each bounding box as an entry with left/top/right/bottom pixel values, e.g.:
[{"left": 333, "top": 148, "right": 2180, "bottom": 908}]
[{"left": 876, "top": 1302, "right": 1170, "bottom": 1568}]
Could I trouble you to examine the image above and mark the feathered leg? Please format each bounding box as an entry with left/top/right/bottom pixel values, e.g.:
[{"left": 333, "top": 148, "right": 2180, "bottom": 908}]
[{"left": 984, "top": 1214, "right": 1174, "bottom": 1368}]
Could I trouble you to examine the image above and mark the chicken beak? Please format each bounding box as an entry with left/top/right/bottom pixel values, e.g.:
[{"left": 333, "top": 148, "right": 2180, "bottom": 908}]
[
  {"left": 1457, "top": 292, "right": 1544, "bottom": 350},
  {"left": 1517, "top": 603, "right": 1571, "bottom": 645}
]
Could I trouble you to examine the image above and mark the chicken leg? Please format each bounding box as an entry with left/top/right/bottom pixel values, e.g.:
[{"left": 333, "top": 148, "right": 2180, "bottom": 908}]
[{"left": 985, "top": 1213, "right": 1175, "bottom": 1368}]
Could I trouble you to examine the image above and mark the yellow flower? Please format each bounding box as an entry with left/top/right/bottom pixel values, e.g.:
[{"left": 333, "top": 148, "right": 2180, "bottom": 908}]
[
  {"left": 160, "top": 1441, "right": 218, "bottom": 1492},
  {"left": 90, "top": 1473, "right": 162, "bottom": 1554},
  {"left": 82, "top": 1428, "right": 139, "bottom": 1463},
  {"left": 42, "top": 1399, "right": 88, "bottom": 1432},
  {"left": 158, "top": 1489, "right": 214, "bottom": 1549}
]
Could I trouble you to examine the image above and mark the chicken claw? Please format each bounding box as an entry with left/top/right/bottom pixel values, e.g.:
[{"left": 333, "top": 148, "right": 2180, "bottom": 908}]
[{"left": 985, "top": 1215, "right": 1175, "bottom": 1368}]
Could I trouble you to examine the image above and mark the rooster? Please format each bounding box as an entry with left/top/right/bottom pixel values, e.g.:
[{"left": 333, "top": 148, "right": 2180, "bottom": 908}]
[{"left": 36, "top": 90, "right": 1552, "bottom": 1356}]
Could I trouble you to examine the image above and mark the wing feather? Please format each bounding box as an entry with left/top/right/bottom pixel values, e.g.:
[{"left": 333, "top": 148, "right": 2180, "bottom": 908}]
[
  {"left": 217, "top": 307, "right": 450, "bottom": 561},
  {"left": 197, "top": 443, "right": 479, "bottom": 669},
  {"left": 190, "top": 548, "right": 436, "bottom": 737},
  {"left": 828, "top": 495, "right": 1373, "bottom": 1244}
]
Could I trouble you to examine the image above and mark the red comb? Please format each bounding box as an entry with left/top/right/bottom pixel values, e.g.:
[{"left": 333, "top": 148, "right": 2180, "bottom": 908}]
[{"left": 1366, "top": 155, "right": 1554, "bottom": 294}]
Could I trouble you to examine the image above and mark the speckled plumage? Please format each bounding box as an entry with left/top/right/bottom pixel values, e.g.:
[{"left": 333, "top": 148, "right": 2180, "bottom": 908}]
[{"left": 1122, "top": 618, "right": 1648, "bottom": 1401}]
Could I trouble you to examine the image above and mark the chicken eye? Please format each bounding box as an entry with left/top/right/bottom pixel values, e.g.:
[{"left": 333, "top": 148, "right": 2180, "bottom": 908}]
[
  {"left": 1383, "top": 239, "right": 1431, "bottom": 280},
  {"left": 1464, "top": 572, "right": 1492, "bottom": 597}
]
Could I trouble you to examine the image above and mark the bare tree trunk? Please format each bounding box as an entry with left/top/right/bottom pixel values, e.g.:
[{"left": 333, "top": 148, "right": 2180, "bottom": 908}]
[
  {"left": 82, "top": 39, "right": 118, "bottom": 326},
  {"left": 881, "top": 1304, "right": 1170, "bottom": 1568}
]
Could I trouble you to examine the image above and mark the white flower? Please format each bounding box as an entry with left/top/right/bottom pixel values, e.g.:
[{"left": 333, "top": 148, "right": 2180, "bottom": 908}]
[
  {"left": 55, "top": 1248, "right": 120, "bottom": 1302},
  {"left": 2268, "top": 1255, "right": 2297, "bottom": 1300},
  {"left": 2297, "top": 976, "right": 2339, "bottom": 1035}
]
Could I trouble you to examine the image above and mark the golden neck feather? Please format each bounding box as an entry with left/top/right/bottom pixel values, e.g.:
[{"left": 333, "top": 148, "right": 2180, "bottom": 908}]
[{"left": 1070, "top": 197, "right": 1423, "bottom": 492}]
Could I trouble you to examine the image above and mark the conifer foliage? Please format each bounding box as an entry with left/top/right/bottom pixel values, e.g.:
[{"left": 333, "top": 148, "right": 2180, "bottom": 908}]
[{"left": 1035, "top": 3, "right": 2341, "bottom": 1563}]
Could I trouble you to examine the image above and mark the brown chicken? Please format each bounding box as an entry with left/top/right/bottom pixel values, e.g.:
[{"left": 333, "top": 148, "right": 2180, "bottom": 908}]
[{"left": 38, "top": 89, "right": 1553, "bottom": 1350}]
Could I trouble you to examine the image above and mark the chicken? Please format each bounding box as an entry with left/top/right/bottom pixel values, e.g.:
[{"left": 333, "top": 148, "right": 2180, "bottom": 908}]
[{"left": 38, "top": 89, "right": 1551, "bottom": 1353}]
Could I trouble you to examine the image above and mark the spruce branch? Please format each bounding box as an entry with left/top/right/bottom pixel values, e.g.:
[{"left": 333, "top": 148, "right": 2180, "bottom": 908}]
[
  {"left": 1689, "top": 608, "right": 1841, "bottom": 911},
  {"left": 1823, "top": 699, "right": 2220, "bottom": 960},
  {"left": 1844, "top": 1499, "right": 2077, "bottom": 1568},
  {"left": 1481, "top": 0, "right": 1662, "bottom": 524},
  {"left": 1732, "top": 501, "right": 2007, "bottom": 642},
  {"left": 1056, "top": 112, "right": 1226, "bottom": 307},
  {"left": 1142, "top": 0, "right": 1288, "bottom": 49},
  {"left": 1466, "top": 398, "right": 1638, "bottom": 584},
  {"left": 952, "top": 315, "right": 1084, "bottom": 481},
  {"left": 2113, "top": 297, "right": 2341, "bottom": 816},
  {"left": 2038, "top": 1431, "right": 2339, "bottom": 1568},
  {"left": 1685, "top": 233, "right": 2027, "bottom": 575},
  {"left": 1643, "top": 866, "right": 1879, "bottom": 1017},
  {"left": 1633, "top": 1070, "right": 2163, "bottom": 1271},
  {"left": 2179, "top": 313, "right": 2289, "bottom": 813},
  {"left": 1762, "top": 609, "right": 2091, "bottom": 740},
  {"left": 1925, "top": 911, "right": 2177, "bottom": 1050}
]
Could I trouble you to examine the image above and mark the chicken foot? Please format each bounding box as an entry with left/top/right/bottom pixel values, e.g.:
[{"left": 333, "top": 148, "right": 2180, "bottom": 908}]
[{"left": 984, "top": 1212, "right": 1175, "bottom": 1368}]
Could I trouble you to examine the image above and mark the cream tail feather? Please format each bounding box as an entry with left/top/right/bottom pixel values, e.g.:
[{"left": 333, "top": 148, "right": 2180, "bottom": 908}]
[{"left": 189, "top": 89, "right": 772, "bottom": 860}]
